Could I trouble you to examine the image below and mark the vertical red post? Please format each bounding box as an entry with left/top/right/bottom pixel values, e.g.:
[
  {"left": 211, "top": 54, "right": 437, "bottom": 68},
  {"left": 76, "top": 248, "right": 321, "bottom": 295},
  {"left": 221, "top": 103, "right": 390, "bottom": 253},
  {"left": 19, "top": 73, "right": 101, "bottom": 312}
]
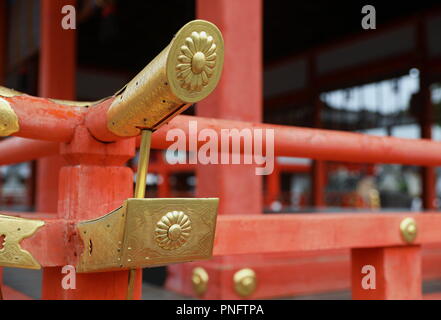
[
  {"left": 39, "top": 0, "right": 75, "bottom": 298},
  {"left": 42, "top": 127, "right": 141, "bottom": 300},
  {"left": 310, "top": 56, "right": 326, "bottom": 208},
  {"left": 312, "top": 160, "right": 326, "bottom": 207},
  {"left": 166, "top": 0, "right": 264, "bottom": 299},
  {"left": 195, "top": 0, "right": 263, "bottom": 214},
  {"left": 417, "top": 18, "right": 436, "bottom": 210},
  {"left": 157, "top": 158, "right": 170, "bottom": 198},
  {"left": 37, "top": 0, "right": 76, "bottom": 214},
  {"left": 266, "top": 163, "right": 280, "bottom": 208},
  {"left": 420, "top": 75, "right": 435, "bottom": 210},
  {"left": 38, "top": 0, "right": 142, "bottom": 299},
  {"left": 351, "top": 246, "right": 422, "bottom": 300}
]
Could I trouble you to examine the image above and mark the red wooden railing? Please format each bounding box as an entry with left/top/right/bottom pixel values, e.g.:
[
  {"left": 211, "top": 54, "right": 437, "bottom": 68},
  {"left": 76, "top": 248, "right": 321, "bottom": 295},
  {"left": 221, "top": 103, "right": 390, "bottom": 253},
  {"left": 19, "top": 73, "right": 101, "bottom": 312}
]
[{"left": 1, "top": 93, "right": 441, "bottom": 299}]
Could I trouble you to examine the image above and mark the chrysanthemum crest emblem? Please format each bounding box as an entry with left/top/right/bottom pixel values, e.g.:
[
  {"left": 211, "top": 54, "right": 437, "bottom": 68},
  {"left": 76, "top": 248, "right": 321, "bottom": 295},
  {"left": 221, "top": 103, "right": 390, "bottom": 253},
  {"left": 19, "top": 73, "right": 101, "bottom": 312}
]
[
  {"left": 176, "top": 31, "right": 217, "bottom": 92},
  {"left": 155, "top": 211, "right": 192, "bottom": 250}
]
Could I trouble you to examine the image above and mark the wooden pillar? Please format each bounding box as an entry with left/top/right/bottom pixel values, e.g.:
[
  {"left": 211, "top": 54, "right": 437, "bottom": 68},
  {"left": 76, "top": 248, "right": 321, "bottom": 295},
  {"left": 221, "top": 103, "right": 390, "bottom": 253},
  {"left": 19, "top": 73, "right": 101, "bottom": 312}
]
[
  {"left": 195, "top": 0, "right": 263, "bottom": 214},
  {"left": 312, "top": 160, "right": 326, "bottom": 208},
  {"left": 39, "top": 0, "right": 75, "bottom": 298},
  {"left": 37, "top": 0, "right": 76, "bottom": 214},
  {"left": 417, "top": 19, "right": 436, "bottom": 210},
  {"left": 38, "top": 0, "right": 142, "bottom": 299},
  {"left": 311, "top": 56, "right": 326, "bottom": 208},
  {"left": 42, "top": 127, "right": 141, "bottom": 299},
  {"left": 266, "top": 163, "right": 280, "bottom": 208},
  {"left": 351, "top": 246, "right": 422, "bottom": 300},
  {"left": 166, "top": 0, "right": 264, "bottom": 299},
  {"left": 420, "top": 76, "right": 435, "bottom": 210},
  {"left": 157, "top": 158, "right": 170, "bottom": 198}
]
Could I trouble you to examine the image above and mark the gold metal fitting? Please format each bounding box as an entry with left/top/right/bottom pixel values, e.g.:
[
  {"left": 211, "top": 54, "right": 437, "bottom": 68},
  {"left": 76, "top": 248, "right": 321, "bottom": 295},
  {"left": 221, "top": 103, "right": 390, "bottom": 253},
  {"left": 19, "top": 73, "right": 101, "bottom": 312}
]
[
  {"left": 106, "top": 19, "right": 224, "bottom": 137},
  {"left": 0, "top": 215, "right": 45, "bottom": 269},
  {"left": 192, "top": 267, "right": 209, "bottom": 296},
  {"left": 76, "top": 198, "right": 219, "bottom": 273},
  {"left": 0, "top": 86, "right": 23, "bottom": 98},
  {"left": 400, "top": 217, "right": 417, "bottom": 244},
  {"left": 0, "top": 97, "right": 19, "bottom": 136},
  {"left": 233, "top": 268, "right": 257, "bottom": 298}
]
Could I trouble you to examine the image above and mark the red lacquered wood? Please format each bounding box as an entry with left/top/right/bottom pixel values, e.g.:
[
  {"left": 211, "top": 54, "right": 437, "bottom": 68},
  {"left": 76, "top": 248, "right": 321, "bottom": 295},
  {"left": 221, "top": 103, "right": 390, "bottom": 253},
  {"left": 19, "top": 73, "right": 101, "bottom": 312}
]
[
  {"left": 85, "top": 98, "right": 123, "bottom": 142},
  {"left": 152, "top": 115, "right": 441, "bottom": 166},
  {"left": 351, "top": 246, "right": 422, "bottom": 300},
  {"left": 167, "top": 0, "right": 264, "bottom": 298},
  {"left": 39, "top": 0, "right": 76, "bottom": 100},
  {"left": 2, "top": 286, "right": 33, "bottom": 300},
  {"left": 6, "top": 96, "right": 84, "bottom": 142},
  {"left": 0, "top": 138, "right": 59, "bottom": 165},
  {"left": 8, "top": 100, "right": 441, "bottom": 168},
  {"left": 41, "top": 125, "right": 139, "bottom": 300},
  {"left": 13, "top": 212, "right": 441, "bottom": 268},
  {"left": 212, "top": 213, "right": 441, "bottom": 256}
]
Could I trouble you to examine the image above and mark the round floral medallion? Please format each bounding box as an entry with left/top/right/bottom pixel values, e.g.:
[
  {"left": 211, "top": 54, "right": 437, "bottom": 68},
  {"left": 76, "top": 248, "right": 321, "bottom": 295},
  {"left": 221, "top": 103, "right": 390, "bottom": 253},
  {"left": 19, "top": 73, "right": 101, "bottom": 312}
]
[
  {"left": 155, "top": 211, "right": 192, "bottom": 250},
  {"left": 176, "top": 31, "right": 217, "bottom": 92}
]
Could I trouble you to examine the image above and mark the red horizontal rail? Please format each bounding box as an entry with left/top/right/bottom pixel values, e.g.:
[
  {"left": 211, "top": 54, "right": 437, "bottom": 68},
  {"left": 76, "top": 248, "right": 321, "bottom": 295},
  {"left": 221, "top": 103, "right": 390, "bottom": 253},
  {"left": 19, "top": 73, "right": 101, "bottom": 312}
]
[
  {"left": 6, "top": 95, "right": 85, "bottom": 142},
  {"left": 4, "top": 93, "right": 441, "bottom": 166},
  {"left": 213, "top": 213, "right": 441, "bottom": 256},
  {"left": 8, "top": 211, "right": 441, "bottom": 267},
  {"left": 153, "top": 115, "right": 441, "bottom": 166},
  {"left": 0, "top": 138, "right": 59, "bottom": 165}
]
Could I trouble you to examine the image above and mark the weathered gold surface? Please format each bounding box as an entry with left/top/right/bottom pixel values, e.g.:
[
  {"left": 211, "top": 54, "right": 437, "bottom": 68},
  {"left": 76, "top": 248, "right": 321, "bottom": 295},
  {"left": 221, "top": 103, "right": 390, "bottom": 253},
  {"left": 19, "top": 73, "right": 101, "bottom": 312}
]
[
  {"left": 77, "top": 198, "right": 218, "bottom": 273},
  {"left": 0, "top": 85, "right": 96, "bottom": 108},
  {"left": 0, "top": 86, "right": 23, "bottom": 98},
  {"left": 0, "top": 98, "right": 19, "bottom": 136},
  {"left": 49, "top": 98, "right": 95, "bottom": 108},
  {"left": 107, "top": 19, "right": 224, "bottom": 137},
  {"left": 192, "top": 267, "right": 209, "bottom": 296},
  {"left": 0, "top": 215, "right": 44, "bottom": 269},
  {"left": 233, "top": 268, "right": 257, "bottom": 297},
  {"left": 400, "top": 217, "right": 417, "bottom": 243}
]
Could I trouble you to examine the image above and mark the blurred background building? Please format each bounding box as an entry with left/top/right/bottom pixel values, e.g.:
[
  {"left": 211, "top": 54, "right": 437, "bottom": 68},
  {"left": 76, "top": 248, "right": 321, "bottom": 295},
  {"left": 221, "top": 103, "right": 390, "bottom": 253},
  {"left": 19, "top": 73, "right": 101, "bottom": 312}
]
[{"left": 1, "top": 0, "right": 441, "bottom": 299}]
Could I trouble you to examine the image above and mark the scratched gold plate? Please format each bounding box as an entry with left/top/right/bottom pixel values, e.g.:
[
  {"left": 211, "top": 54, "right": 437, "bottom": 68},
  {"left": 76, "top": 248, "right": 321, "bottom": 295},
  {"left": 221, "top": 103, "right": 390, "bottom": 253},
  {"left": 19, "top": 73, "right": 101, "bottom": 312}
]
[
  {"left": 0, "top": 215, "right": 44, "bottom": 269},
  {"left": 76, "top": 198, "right": 219, "bottom": 273}
]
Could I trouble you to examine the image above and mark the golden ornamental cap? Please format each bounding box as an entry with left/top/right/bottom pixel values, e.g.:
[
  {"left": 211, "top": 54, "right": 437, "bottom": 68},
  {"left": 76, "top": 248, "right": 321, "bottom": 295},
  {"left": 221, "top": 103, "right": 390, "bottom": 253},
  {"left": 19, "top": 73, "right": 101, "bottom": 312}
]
[
  {"left": 168, "top": 19, "right": 224, "bottom": 103},
  {"left": 107, "top": 20, "right": 224, "bottom": 137}
]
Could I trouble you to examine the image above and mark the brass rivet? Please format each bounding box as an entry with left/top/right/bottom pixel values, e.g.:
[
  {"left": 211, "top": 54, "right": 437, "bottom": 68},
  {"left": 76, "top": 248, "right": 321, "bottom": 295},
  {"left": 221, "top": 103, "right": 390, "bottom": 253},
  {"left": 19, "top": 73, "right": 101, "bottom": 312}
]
[
  {"left": 192, "top": 267, "right": 209, "bottom": 297},
  {"left": 400, "top": 217, "right": 417, "bottom": 243},
  {"left": 233, "top": 268, "right": 257, "bottom": 298}
]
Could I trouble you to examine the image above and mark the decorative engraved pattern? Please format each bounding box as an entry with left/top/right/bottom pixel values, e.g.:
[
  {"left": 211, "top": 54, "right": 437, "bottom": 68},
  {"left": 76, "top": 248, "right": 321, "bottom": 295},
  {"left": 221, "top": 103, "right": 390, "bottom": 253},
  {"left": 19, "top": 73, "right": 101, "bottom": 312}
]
[
  {"left": 0, "top": 215, "right": 44, "bottom": 269},
  {"left": 77, "top": 199, "right": 218, "bottom": 272},
  {"left": 155, "top": 211, "right": 192, "bottom": 250},
  {"left": 77, "top": 206, "right": 127, "bottom": 272},
  {"left": 176, "top": 31, "right": 217, "bottom": 92}
]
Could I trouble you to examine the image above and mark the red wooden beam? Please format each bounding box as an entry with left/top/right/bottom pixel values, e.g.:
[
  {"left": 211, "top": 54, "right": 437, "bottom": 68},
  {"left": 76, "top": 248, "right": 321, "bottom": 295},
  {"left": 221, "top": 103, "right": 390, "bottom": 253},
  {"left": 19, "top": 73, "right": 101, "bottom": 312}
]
[
  {"left": 152, "top": 115, "right": 441, "bottom": 166},
  {"left": 8, "top": 109, "right": 441, "bottom": 167},
  {"left": 212, "top": 213, "right": 441, "bottom": 256},
  {"left": 5, "top": 95, "right": 84, "bottom": 142},
  {"left": 0, "top": 137, "right": 59, "bottom": 165},
  {"left": 12, "top": 212, "right": 441, "bottom": 267}
]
